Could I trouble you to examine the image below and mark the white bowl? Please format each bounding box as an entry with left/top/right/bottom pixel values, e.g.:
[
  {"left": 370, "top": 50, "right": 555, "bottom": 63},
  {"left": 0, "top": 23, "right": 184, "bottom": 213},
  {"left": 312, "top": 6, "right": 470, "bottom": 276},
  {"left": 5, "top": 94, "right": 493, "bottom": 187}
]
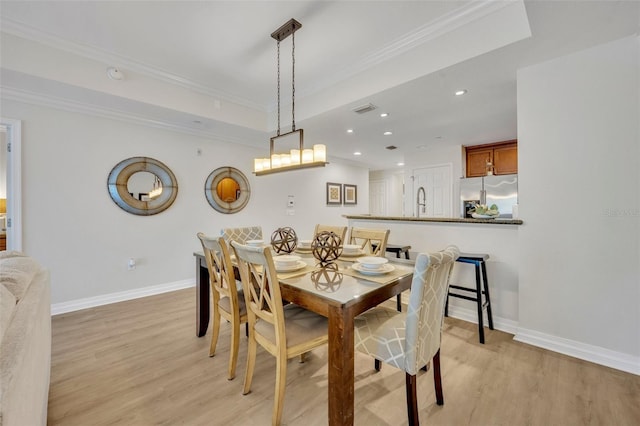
[
  {"left": 273, "top": 254, "right": 301, "bottom": 267},
  {"left": 246, "top": 239, "right": 264, "bottom": 247},
  {"left": 356, "top": 256, "right": 389, "bottom": 270},
  {"left": 342, "top": 244, "right": 361, "bottom": 253},
  {"left": 298, "top": 240, "right": 312, "bottom": 248}
]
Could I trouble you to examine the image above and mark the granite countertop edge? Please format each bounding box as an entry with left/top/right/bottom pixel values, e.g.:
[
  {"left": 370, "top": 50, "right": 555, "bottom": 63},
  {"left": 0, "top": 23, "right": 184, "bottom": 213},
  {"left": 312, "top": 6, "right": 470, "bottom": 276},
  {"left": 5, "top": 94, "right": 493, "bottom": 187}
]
[{"left": 343, "top": 215, "right": 523, "bottom": 225}]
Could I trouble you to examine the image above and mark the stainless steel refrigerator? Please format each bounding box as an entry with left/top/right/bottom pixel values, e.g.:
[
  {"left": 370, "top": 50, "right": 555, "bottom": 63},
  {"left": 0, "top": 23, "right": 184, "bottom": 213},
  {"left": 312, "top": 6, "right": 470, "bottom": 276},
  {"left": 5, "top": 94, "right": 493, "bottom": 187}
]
[{"left": 459, "top": 174, "right": 518, "bottom": 218}]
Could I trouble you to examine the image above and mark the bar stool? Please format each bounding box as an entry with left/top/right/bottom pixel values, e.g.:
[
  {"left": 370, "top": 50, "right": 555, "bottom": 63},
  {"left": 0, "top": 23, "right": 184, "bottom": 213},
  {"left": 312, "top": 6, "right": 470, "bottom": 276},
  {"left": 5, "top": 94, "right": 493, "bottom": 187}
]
[{"left": 445, "top": 253, "right": 494, "bottom": 344}]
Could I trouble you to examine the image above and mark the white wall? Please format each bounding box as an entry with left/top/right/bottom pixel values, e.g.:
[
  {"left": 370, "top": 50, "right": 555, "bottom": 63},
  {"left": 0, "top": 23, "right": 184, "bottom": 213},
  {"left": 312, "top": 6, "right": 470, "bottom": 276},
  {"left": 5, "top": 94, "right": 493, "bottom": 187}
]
[
  {"left": 1, "top": 100, "right": 369, "bottom": 305},
  {"left": 517, "top": 36, "right": 639, "bottom": 362}
]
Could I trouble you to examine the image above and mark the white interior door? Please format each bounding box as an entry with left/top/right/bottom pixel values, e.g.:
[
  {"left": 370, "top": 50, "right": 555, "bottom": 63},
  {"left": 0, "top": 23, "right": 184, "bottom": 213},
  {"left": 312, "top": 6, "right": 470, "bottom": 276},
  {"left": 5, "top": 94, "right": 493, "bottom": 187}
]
[
  {"left": 412, "top": 164, "right": 452, "bottom": 217},
  {"left": 369, "top": 179, "right": 387, "bottom": 216}
]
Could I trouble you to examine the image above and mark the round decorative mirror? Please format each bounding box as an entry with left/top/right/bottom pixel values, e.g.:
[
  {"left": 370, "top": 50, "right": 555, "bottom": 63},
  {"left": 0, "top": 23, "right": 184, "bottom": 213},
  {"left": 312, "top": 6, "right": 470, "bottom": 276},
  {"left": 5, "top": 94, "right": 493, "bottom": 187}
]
[
  {"left": 107, "top": 157, "right": 178, "bottom": 215},
  {"left": 205, "top": 167, "right": 250, "bottom": 214}
]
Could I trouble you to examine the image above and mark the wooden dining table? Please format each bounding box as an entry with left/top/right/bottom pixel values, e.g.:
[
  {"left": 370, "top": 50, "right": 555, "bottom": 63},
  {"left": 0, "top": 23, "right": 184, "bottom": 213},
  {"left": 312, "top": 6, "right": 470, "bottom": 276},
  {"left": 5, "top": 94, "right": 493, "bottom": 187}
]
[{"left": 193, "top": 250, "right": 414, "bottom": 425}]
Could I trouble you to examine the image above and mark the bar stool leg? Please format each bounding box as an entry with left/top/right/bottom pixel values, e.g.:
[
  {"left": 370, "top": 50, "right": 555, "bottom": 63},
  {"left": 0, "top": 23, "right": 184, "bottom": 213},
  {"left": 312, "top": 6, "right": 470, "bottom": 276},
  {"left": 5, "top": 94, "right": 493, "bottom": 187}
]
[
  {"left": 481, "top": 261, "right": 494, "bottom": 330},
  {"left": 475, "top": 262, "right": 485, "bottom": 344}
]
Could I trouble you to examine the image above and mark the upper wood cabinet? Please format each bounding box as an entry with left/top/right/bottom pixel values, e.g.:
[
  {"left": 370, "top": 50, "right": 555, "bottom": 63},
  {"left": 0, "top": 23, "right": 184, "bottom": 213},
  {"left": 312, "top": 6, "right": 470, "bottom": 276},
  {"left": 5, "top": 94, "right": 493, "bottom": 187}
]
[{"left": 465, "top": 140, "right": 517, "bottom": 177}]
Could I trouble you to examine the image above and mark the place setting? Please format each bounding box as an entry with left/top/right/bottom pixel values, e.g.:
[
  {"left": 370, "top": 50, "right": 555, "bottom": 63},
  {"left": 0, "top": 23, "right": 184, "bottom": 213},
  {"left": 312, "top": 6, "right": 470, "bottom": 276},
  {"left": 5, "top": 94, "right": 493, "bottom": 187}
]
[
  {"left": 351, "top": 256, "right": 394, "bottom": 275},
  {"left": 339, "top": 244, "right": 365, "bottom": 259}
]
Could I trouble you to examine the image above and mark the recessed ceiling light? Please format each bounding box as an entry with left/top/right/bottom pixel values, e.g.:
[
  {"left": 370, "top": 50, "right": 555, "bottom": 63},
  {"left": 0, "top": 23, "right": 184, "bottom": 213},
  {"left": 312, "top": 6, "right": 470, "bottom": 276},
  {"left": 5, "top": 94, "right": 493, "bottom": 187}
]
[
  {"left": 347, "top": 129, "right": 354, "bottom": 133},
  {"left": 380, "top": 113, "right": 389, "bottom": 118},
  {"left": 397, "top": 162, "right": 405, "bottom": 166},
  {"left": 383, "top": 131, "right": 393, "bottom": 136},
  {"left": 455, "top": 89, "right": 467, "bottom": 96},
  {"left": 107, "top": 67, "right": 124, "bottom": 81},
  {"left": 353, "top": 151, "right": 362, "bottom": 156}
]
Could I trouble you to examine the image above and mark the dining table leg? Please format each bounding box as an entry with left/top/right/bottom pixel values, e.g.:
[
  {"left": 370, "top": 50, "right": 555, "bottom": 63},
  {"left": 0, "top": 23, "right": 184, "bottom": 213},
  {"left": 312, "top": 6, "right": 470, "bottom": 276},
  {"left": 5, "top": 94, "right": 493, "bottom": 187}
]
[
  {"left": 327, "top": 304, "right": 355, "bottom": 425},
  {"left": 195, "top": 256, "right": 210, "bottom": 337}
]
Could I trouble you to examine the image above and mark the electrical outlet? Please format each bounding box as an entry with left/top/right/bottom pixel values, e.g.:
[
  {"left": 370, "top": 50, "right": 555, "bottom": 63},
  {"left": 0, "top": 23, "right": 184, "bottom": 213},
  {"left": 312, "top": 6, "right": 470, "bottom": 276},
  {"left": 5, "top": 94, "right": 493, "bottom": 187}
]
[
  {"left": 286, "top": 209, "right": 295, "bottom": 216},
  {"left": 127, "top": 258, "right": 136, "bottom": 270}
]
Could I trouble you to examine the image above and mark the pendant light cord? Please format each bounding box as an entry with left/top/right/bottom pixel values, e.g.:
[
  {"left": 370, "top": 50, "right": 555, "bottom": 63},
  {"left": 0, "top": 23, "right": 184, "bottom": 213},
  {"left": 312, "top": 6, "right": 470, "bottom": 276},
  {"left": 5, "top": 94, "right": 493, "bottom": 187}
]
[
  {"left": 292, "top": 31, "right": 296, "bottom": 132},
  {"left": 277, "top": 39, "right": 281, "bottom": 136}
]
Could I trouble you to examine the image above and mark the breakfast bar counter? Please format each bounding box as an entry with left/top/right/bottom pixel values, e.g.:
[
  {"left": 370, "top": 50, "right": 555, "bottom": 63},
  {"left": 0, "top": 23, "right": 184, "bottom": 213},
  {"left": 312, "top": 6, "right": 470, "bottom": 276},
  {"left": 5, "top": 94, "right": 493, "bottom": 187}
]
[
  {"left": 344, "top": 214, "right": 522, "bottom": 330},
  {"left": 343, "top": 214, "right": 523, "bottom": 225}
]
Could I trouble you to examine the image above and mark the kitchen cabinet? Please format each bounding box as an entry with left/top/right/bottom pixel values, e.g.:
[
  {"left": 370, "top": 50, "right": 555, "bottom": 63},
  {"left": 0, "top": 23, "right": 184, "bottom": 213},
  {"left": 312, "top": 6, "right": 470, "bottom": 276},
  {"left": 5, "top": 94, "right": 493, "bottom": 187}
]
[{"left": 465, "top": 140, "right": 517, "bottom": 177}]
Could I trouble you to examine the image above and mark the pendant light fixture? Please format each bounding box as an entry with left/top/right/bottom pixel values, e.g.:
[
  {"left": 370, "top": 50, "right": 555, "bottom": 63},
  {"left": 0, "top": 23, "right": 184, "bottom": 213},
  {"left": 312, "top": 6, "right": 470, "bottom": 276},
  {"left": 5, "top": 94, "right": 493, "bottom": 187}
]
[{"left": 254, "top": 19, "right": 327, "bottom": 176}]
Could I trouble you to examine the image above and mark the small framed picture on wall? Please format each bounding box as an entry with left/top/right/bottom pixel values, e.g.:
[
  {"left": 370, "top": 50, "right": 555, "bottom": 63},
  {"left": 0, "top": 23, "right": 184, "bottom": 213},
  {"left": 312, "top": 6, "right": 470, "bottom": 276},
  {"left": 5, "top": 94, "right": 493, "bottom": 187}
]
[
  {"left": 326, "top": 182, "right": 342, "bottom": 205},
  {"left": 343, "top": 184, "right": 357, "bottom": 205}
]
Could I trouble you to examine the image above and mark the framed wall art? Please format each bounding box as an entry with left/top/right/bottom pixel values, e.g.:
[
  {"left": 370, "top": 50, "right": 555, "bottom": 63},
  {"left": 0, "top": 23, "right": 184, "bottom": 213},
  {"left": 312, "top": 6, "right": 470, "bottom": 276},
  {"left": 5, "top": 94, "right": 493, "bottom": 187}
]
[
  {"left": 326, "top": 182, "right": 342, "bottom": 205},
  {"left": 343, "top": 184, "right": 357, "bottom": 205}
]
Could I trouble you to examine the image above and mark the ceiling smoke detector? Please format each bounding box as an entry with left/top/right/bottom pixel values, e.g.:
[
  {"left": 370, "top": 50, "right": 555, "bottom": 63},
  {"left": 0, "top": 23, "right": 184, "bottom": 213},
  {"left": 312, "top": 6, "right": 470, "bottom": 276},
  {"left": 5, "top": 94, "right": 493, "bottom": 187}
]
[{"left": 352, "top": 103, "right": 377, "bottom": 114}]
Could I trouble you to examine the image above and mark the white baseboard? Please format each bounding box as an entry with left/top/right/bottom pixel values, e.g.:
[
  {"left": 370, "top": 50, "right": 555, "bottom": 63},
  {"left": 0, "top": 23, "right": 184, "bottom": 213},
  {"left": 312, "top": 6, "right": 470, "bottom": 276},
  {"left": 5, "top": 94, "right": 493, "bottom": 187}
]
[
  {"left": 51, "top": 279, "right": 195, "bottom": 315},
  {"left": 444, "top": 304, "right": 639, "bottom": 376},
  {"left": 444, "top": 304, "right": 519, "bottom": 335},
  {"left": 514, "top": 327, "right": 640, "bottom": 376}
]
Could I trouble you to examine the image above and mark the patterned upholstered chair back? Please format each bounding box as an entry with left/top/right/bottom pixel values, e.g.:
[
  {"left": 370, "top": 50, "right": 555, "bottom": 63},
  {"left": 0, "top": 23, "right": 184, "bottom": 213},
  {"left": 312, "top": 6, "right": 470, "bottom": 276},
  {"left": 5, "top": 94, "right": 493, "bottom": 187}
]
[
  {"left": 404, "top": 245, "right": 459, "bottom": 374},
  {"left": 221, "top": 226, "right": 263, "bottom": 245}
]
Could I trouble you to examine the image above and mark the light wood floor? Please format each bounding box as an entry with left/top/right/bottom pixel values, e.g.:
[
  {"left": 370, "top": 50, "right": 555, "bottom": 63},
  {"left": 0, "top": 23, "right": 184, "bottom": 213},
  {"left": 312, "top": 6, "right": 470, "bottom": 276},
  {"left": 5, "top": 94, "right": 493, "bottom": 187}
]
[{"left": 48, "top": 288, "right": 640, "bottom": 426}]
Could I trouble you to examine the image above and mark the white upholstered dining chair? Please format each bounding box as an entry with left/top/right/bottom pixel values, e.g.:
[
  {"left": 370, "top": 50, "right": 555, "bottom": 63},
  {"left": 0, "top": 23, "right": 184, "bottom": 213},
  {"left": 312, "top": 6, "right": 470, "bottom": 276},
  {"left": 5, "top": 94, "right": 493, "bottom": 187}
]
[
  {"left": 197, "top": 233, "right": 248, "bottom": 380},
  {"left": 354, "top": 245, "right": 460, "bottom": 426},
  {"left": 231, "top": 241, "right": 328, "bottom": 426}
]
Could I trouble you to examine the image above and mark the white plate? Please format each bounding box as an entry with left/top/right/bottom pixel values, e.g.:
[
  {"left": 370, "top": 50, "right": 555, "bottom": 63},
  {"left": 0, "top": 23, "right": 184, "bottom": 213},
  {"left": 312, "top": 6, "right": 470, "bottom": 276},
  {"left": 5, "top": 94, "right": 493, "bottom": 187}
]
[
  {"left": 356, "top": 256, "right": 389, "bottom": 269},
  {"left": 295, "top": 247, "right": 313, "bottom": 253},
  {"left": 298, "top": 240, "right": 312, "bottom": 248},
  {"left": 471, "top": 213, "right": 498, "bottom": 219},
  {"left": 274, "top": 255, "right": 301, "bottom": 267},
  {"left": 275, "top": 260, "right": 307, "bottom": 272},
  {"left": 352, "top": 263, "right": 395, "bottom": 275},
  {"left": 341, "top": 248, "right": 365, "bottom": 257}
]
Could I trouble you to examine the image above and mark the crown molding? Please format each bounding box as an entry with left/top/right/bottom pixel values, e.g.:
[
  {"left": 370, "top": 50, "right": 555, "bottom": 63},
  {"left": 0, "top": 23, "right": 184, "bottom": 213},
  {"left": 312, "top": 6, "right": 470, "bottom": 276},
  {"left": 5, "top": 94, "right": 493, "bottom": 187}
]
[
  {"left": 298, "top": 0, "right": 521, "bottom": 101},
  {"left": 1, "top": 85, "right": 257, "bottom": 146},
  {"left": 0, "top": 18, "right": 267, "bottom": 113},
  {"left": 2, "top": 2, "right": 517, "bottom": 115}
]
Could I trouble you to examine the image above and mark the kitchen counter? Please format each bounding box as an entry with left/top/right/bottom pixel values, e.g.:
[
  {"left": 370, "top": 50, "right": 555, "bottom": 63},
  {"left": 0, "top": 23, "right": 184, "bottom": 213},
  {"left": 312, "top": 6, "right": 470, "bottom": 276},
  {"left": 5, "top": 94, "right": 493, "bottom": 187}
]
[
  {"left": 344, "top": 214, "right": 521, "bottom": 331},
  {"left": 343, "top": 214, "right": 523, "bottom": 225}
]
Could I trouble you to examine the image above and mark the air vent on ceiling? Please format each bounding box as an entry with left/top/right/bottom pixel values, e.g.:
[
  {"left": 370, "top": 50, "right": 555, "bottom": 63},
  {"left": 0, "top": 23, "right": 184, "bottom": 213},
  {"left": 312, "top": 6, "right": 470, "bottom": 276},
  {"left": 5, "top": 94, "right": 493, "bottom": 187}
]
[
  {"left": 352, "top": 103, "right": 377, "bottom": 114},
  {"left": 386, "top": 145, "right": 397, "bottom": 150}
]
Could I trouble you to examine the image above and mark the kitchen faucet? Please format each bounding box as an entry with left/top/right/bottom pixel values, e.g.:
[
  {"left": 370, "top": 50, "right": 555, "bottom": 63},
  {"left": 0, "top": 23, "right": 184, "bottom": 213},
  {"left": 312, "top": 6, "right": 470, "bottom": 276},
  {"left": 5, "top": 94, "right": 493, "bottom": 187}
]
[{"left": 416, "top": 186, "right": 426, "bottom": 217}]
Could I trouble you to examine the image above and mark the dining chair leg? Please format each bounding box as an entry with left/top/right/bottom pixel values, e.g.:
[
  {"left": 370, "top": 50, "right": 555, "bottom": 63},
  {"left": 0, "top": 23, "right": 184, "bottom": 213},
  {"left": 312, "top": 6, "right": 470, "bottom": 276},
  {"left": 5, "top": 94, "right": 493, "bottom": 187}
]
[
  {"left": 227, "top": 318, "right": 240, "bottom": 380},
  {"left": 374, "top": 359, "right": 382, "bottom": 372},
  {"left": 273, "top": 352, "right": 288, "bottom": 426},
  {"left": 405, "top": 372, "right": 419, "bottom": 426},
  {"left": 299, "top": 352, "right": 306, "bottom": 363},
  {"left": 433, "top": 349, "right": 444, "bottom": 405},
  {"left": 242, "top": 329, "right": 257, "bottom": 395},
  {"left": 209, "top": 310, "right": 221, "bottom": 357}
]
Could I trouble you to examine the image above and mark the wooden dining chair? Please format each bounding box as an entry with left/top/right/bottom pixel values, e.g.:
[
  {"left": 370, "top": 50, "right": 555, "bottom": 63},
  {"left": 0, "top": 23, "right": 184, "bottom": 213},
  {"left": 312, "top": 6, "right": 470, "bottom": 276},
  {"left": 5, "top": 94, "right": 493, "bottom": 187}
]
[
  {"left": 231, "top": 241, "right": 328, "bottom": 426},
  {"left": 197, "top": 233, "right": 248, "bottom": 380},
  {"left": 348, "top": 227, "right": 404, "bottom": 310},
  {"left": 348, "top": 227, "right": 390, "bottom": 256},
  {"left": 354, "top": 245, "right": 460, "bottom": 426},
  {"left": 314, "top": 224, "right": 347, "bottom": 242}
]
